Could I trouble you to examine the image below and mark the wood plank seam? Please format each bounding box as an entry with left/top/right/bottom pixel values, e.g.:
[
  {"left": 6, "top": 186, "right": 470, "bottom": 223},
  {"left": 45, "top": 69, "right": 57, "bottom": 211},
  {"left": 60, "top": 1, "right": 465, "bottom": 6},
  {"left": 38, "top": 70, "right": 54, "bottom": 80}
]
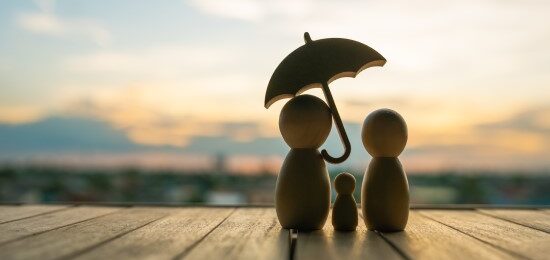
[
  {"left": 358, "top": 213, "right": 410, "bottom": 260},
  {"left": 476, "top": 210, "right": 550, "bottom": 235},
  {"left": 376, "top": 231, "right": 411, "bottom": 260},
  {"left": 0, "top": 205, "right": 75, "bottom": 225},
  {"left": 175, "top": 207, "right": 237, "bottom": 260},
  {"left": 289, "top": 229, "right": 297, "bottom": 260},
  {"left": 57, "top": 212, "right": 170, "bottom": 260},
  {"left": 0, "top": 206, "right": 126, "bottom": 247},
  {"left": 419, "top": 212, "right": 528, "bottom": 260}
]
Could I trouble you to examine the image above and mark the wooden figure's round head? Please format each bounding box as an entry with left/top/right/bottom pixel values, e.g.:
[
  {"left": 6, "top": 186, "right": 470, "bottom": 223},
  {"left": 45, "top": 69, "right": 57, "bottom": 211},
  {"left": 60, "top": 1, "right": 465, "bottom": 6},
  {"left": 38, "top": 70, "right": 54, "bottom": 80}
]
[
  {"left": 335, "top": 172, "right": 355, "bottom": 195},
  {"left": 362, "top": 108, "right": 407, "bottom": 157},
  {"left": 279, "top": 94, "right": 332, "bottom": 149}
]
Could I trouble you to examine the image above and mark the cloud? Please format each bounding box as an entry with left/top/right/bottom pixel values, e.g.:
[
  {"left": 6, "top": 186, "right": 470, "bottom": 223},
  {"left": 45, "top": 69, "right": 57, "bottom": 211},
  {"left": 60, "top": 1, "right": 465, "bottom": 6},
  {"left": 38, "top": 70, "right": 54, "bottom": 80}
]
[
  {"left": 62, "top": 91, "right": 276, "bottom": 148},
  {"left": 63, "top": 45, "right": 238, "bottom": 77},
  {"left": 472, "top": 106, "right": 550, "bottom": 155},
  {"left": 186, "top": 0, "right": 312, "bottom": 21},
  {"left": 219, "top": 122, "right": 267, "bottom": 142},
  {"left": 344, "top": 97, "right": 412, "bottom": 110},
  {"left": 0, "top": 116, "right": 141, "bottom": 154},
  {"left": 2, "top": 100, "right": 550, "bottom": 172},
  {"left": 56, "top": 83, "right": 550, "bottom": 171},
  {"left": 59, "top": 44, "right": 268, "bottom": 123},
  {"left": 17, "top": 0, "right": 111, "bottom": 46},
  {"left": 403, "top": 106, "right": 550, "bottom": 171},
  {"left": 477, "top": 106, "right": 550, "bottom": 135},
  {"left": 0, "top": 94, "right": 283, "bottom": 158},
  {"left": 186, "top": 0, "right": 550, "bottom": 82},
  {"left": 64, "top": 96, "right": 212, "bottom": 147},
  {"left": 0, "top": 114, "right": 284, "bottom": 172},
  {"left": 0, "top": 106, "right": 44, "bottom": 124},
  {"left": 0, "top": 115, "right": 219, "bottom": 171}
]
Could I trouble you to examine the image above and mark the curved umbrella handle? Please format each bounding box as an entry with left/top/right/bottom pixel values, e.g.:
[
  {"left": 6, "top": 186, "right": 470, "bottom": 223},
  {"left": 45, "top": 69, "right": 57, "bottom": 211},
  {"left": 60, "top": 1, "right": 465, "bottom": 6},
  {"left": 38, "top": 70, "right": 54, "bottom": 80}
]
[{"left": 320, "top": 81, "right": 351, "bottom": 164}]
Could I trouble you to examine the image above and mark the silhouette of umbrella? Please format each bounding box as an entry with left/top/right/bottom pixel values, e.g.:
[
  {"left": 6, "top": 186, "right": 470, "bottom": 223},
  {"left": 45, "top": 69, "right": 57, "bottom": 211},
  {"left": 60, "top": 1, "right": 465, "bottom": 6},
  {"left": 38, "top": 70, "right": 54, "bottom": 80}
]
[{"left": 265, "top": 32, "right": 386, "bottom": 164}]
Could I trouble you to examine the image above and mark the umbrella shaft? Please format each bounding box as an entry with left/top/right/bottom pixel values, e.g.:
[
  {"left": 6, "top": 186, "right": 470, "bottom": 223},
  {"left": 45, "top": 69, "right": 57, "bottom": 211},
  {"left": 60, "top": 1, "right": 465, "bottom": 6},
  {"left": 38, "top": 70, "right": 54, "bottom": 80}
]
[{"left": 321, "top": 82, "right": 351, "bottom": 164}]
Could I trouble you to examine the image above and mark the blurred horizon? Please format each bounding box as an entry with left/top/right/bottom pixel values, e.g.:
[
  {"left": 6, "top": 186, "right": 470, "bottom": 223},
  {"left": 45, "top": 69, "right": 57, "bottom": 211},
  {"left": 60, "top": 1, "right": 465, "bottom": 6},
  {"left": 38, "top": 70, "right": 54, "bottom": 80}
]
[{"left": 1, "top": 0, "right": 549, "bottom": 175}]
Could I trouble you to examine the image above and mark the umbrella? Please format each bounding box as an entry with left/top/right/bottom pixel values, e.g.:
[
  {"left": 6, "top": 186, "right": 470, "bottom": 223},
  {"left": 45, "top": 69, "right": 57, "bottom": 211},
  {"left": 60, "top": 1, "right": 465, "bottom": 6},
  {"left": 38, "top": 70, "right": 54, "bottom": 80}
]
[{"left": 265, "top": 32, "right": 386, "bottom": 164}]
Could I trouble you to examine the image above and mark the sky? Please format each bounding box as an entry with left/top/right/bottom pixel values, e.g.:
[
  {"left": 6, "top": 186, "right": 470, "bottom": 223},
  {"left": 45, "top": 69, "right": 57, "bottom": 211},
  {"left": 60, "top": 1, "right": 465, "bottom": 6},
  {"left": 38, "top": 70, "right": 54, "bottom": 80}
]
[{"left": 0, "top": 0, "right": 549, "bottom": 173}]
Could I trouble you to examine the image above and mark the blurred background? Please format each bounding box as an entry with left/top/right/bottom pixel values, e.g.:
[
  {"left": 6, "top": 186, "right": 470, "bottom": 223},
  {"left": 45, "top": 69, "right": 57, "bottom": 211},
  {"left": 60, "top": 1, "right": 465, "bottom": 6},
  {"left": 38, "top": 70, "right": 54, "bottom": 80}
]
[{"left": 0, "top": 0, "right": 549, "bottom": 205}]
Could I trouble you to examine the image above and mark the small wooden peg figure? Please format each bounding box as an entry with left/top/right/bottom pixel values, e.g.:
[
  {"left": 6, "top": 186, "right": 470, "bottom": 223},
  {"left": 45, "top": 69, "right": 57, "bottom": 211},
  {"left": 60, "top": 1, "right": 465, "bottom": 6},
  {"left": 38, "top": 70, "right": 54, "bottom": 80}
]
[
  {"left": 275, "top": 94, "right": 332, "bottom": 230},
  {"left": 332, "top": 172, "right": 358, "bottom": 231},
  {"left": 361, "top": 108, "right": 409, "bottom": 232}
]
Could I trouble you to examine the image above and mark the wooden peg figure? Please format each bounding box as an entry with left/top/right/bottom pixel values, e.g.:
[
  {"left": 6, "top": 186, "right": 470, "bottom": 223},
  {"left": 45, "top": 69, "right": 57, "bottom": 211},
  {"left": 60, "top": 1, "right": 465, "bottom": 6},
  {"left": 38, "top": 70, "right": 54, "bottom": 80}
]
[
  {"left": 275, "top": 94, "right": 332, "bottom": 230},
  {"left": 361, "top": 108, "right": 409, "bottom": 232},
  {"left": 332, "top": 172, "right": 358, "bottom": 231}
]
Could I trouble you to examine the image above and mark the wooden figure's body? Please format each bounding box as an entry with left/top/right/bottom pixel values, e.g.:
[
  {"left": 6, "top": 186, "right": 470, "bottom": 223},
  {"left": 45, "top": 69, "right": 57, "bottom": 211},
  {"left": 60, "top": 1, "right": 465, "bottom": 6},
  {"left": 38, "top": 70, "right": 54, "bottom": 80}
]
[
  {"left": 332, "top": 172, "right": 358, "bottom": 231},
  {"left": 276, "top": 149, "right": 330, "bottom": 230},
  {"left": 275, "top": 94, "right": 332, "bottom": 230},
  {"left": 360, "top": 108, "right": 409, "bottom": 232},
  {"left": 362, "top": 158, "right": 409, "bottom": 231}
]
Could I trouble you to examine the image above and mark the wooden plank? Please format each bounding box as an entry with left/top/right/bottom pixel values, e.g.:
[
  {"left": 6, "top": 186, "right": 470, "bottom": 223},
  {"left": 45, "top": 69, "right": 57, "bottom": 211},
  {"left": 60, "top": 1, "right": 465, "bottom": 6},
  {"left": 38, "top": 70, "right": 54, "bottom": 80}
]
[
  {"left": 0, "top": 205, "right": 68, "bottom": 224},
  {"left": 381, "top": 211, "right": 513, "bottom": 259},
  {"left": 0, "top": 206, "right": 120, "bottom": 244},
  {"left": 75, "top": 207, "right": 234, "bottom": 260},
  {"left": 421, "top": 210, "right": 550, "bottom": 259},
  {"left": 295, "top": 210, "right": 401, "bottom": 260},
  {"left": 183, "top": 208, "right": 289, "bottom": 260},
  {"left": 0, "top": 207, "right": 167, "bottom": 260},
  {"left": 478, "top": 209, "right": 550, "bottom": 233}
]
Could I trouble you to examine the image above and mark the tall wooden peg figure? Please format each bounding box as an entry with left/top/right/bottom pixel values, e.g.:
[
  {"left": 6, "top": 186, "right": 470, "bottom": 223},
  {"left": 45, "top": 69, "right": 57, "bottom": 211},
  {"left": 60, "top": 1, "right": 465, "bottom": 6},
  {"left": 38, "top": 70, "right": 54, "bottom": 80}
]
[
  {"left": 361, "top": 108, "right": 409, "bottom": 232},
  {"left": 332, "top": 172, "right": 358, "bottom": 231},
  {"left": 275, "top": 94, "right": 332, "bottom": 230}
]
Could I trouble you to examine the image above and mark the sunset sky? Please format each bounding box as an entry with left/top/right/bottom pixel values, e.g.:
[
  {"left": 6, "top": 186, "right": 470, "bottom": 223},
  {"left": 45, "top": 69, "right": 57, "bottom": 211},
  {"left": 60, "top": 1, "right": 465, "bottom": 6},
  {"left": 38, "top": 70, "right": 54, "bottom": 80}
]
[{"left": 0, "top": 0, "right": 549, "bottom": 172}]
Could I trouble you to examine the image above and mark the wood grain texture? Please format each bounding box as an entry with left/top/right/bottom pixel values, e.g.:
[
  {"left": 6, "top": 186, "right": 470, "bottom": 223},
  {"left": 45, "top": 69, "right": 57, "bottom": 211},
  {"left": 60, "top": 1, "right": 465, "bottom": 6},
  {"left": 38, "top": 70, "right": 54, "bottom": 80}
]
[
  {"left": 184, "top": 208, "right": 289, "bottom": 260},
  {"left": 0, "top": 205, "right": 68, "bottom": 224},
  {"left": 0, "top": 206, "right": 548, "bottom": 260},
  {"left": 0, "top": 207, "right": 167, "bottom": 260},
  {"left": 75, "top": 207, "right": 234, "bottom": 260},
  {"left": 478, "top": 209, "right": 550, "bottom": 233},
  {"left": 382, "top": 211, "right": 513, "bottom": 259},
  {"left": 295, "top": 210, "right": 401, "bottom": 260},
  {"left": 421, "top": 210, "right": 550, "bottom": 259},
  {"left": 0, "top": 206, "right": 119, "bottom": 244}
]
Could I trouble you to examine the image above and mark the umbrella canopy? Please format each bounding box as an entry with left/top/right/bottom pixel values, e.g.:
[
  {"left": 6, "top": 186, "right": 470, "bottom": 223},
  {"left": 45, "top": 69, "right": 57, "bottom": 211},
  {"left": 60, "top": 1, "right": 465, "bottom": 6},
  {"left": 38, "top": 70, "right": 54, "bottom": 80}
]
[
  {"left": 265, "top": 33, "right": 386, "bottom": 164},
  {"left": 265, "top": 33, "right": 386, "bottom": 108}
]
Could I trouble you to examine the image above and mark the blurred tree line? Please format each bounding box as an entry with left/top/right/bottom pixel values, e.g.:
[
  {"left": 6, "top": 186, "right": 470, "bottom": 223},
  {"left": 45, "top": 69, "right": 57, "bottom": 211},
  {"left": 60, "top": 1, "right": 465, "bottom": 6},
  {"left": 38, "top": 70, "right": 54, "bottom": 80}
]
[{"left": 0, "top": 165, "right": 548, "bottom": 205}]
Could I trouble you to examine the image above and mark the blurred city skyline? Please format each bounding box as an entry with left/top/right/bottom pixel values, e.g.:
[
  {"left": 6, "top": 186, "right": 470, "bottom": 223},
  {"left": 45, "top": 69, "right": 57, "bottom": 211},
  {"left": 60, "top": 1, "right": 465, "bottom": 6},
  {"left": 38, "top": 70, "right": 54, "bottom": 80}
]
[{"left": 1, "top": 0, "right": 549, "bottom": 173}]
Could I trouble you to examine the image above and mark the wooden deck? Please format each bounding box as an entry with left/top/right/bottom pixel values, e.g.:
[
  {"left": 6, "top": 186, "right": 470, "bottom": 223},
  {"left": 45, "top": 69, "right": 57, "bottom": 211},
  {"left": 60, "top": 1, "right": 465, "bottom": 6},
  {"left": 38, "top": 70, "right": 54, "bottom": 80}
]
[{"left": 0, "top": 205, "right": 549, "bottom": 259}]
